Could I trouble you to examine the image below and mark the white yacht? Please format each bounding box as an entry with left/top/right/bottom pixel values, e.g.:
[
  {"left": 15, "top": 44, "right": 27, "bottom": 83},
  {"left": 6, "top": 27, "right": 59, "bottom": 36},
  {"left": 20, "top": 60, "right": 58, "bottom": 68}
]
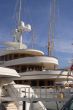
[
  {"left": 0, "top": 17, "right": 73, "bottom": 110},
  {"left": 0, "top": 0, "right": 73, "bottom": 110},
  {"left": 0, "top": 67, "right": 20, "bottom": 110}
]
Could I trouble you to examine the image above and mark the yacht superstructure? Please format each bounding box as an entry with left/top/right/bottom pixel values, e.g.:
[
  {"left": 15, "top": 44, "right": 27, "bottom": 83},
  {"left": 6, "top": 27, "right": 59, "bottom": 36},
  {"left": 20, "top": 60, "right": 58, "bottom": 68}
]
[
  {"left": 0, "top": 0, "right": 73, "bottom": 110},
  {"left": 0, "top": 0, "right": 72, "bottom": 86},
  {"left": 0, "top": 36, "right": 73, "bottom": 110},
  {"left": 0, "top": 15, "right": 73, "bottom": 110}
]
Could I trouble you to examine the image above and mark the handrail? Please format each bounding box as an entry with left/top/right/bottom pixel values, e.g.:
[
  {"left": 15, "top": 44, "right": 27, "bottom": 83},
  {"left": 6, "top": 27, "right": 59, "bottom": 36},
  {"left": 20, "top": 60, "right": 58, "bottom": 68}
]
[
  {"left": 3, "top": 85, "right": 72, "bottom": 99},
  {"left": 1, "top": 85, "right": 73, "bottom": 110}
]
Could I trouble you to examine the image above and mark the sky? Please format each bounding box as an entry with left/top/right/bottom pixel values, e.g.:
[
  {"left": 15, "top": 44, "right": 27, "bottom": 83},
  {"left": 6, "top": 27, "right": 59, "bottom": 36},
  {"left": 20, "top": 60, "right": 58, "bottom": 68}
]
[{"left": 0, "top": 0, "right": 73, "bottom": 68}]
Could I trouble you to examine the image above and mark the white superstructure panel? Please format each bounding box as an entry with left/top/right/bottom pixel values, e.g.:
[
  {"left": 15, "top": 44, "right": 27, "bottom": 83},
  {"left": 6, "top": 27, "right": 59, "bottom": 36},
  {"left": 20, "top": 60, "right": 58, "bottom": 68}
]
[
  {"left": 15, "top": 70, "right": 73, "bottom": 81},
  {"left": 4, "top": 42, "right": 27, "bottom": 49},
  {"left": 0, "top": 49, "right": 44, "bottom": 56},
  {"left": 2, "top": 56, "right": 59, "bottom": 66},
  {"left": 0, "top": 67, "right": 19, "bottom": 77}
]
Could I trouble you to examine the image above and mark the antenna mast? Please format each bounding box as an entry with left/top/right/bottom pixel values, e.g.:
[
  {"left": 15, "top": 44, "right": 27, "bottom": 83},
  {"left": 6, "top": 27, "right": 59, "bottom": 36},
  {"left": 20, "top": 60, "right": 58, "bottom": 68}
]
[
  {"left": 48, "top": 0, "right": 56, "bottom": 56},
  {"left": 14, "top": 0, "right": 31, "bottom": 49},
  {"left": 18, "top": 0, "right": 22, "bottom": 26}
]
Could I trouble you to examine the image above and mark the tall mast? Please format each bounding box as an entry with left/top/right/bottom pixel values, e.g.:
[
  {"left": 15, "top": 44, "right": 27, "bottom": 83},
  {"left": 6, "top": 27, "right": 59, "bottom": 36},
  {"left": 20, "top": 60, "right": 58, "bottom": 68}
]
[{"left": 48, "top": 0, "right": 56, "bottom": 56}]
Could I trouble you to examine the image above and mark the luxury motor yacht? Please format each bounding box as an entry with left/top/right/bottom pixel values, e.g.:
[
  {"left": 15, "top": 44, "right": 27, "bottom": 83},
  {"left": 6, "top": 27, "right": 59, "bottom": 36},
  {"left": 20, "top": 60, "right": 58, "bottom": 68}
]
[
  {"left": 0, "top": 0, "right": 73, "bottom": 110},
  {"left": 0, "top": 14, "right": 73, "bottom": 110}
]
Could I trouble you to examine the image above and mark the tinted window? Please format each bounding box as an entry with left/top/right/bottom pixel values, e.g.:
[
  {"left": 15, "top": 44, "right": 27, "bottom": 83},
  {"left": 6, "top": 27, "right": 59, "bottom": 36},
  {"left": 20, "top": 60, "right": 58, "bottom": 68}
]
[
  {"left": 39, "top": 80, "right": 45, "bottom": 86},
  {"left": 31, "top": 80, "right": 37, "bottom": 86}
]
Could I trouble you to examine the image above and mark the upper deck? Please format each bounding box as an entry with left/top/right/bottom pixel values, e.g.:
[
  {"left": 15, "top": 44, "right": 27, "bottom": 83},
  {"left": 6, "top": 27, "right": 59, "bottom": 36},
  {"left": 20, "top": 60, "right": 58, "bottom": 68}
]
[{"left": 0, "top": 48, "right": 44, "bottom": 56}]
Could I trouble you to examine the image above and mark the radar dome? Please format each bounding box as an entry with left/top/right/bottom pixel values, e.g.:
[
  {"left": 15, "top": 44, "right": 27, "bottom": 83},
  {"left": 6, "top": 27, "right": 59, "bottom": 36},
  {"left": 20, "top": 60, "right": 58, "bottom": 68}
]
[
  {"left": 20, "top": 21, "right": 25, "bottom": 27},
  {"left": 18, "top": 21, "right": 25, "bottom": 30},
  {"left": 18, "top": 21, "right": 31, "bottom": 32},
  {"left": 26, "top": 24, "right": 31, "bottom": 31}
]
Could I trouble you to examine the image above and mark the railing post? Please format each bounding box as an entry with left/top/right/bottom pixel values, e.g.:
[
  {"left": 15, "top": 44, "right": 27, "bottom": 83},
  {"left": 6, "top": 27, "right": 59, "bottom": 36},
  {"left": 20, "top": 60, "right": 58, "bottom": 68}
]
[
  {"left": 40, "top": 87, "right": 41, "bottom": 98},
  {"left": 28, "top": 87, "right": 30, "bottom": 98},
  {"left": 45, "top": 86, "right": 47, "bottom": 98}
]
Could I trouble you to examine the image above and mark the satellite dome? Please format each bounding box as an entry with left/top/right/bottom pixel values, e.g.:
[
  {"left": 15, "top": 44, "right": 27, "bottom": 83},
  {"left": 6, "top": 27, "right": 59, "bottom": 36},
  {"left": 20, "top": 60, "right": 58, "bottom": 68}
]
[
  {"left": 18, "top": 21, "right": 25, "bottom": 30},
  {"left": 26, "top": 24, "right": 31, "bottom": 31},
  {"left": 20, "top": 21, "right": 25, "bottom": 27}
]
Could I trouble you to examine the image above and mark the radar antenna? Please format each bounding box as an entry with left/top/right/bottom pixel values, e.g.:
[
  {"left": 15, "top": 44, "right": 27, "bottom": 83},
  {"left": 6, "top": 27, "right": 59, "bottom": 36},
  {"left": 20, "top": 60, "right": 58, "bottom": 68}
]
[{"left": 14, "top": 0, "right": 31, "bottom": 49}]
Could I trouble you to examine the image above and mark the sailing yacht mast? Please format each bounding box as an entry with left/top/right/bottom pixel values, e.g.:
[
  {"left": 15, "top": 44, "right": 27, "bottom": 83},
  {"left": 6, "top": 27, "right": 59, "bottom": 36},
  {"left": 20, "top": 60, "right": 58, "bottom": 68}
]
[{"left": 48, "top": 0, "right": 56, "bottom": 56}]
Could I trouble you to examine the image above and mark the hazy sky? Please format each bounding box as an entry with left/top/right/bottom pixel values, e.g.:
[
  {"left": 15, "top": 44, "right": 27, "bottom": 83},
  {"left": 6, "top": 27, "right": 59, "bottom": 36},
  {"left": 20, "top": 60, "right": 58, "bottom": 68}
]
[{"left": 0, "top": 0, "right": 73, "bottom": 68}]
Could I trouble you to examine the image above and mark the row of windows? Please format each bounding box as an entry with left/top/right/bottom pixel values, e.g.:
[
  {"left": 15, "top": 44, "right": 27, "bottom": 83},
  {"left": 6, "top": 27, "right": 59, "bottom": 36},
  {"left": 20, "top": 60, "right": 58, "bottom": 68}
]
[
  {"left": 8, "top": 65, "right": 43, "bottom": 72},
  {"left": 15, "top": 80, "right": 54, "bottom": 87},
  {"left": 0, "top": 54, "right": 35, "bottom": 61}
]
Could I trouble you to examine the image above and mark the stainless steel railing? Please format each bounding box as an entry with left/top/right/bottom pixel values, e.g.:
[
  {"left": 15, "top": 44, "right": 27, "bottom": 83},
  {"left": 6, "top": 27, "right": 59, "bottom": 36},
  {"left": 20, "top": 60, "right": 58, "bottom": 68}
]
[{"left": 1, "top": 85, "right": 73, "bottom": 102}]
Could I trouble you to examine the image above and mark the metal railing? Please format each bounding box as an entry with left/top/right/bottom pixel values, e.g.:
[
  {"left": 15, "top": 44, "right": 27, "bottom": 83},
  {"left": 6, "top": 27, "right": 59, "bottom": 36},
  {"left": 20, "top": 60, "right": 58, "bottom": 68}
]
[
  {"left": 1, "top": 85, "right": 73, "bottom": 110},
  {"left": 1, "top": 85, "right": 73, "bottom": 102}
]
